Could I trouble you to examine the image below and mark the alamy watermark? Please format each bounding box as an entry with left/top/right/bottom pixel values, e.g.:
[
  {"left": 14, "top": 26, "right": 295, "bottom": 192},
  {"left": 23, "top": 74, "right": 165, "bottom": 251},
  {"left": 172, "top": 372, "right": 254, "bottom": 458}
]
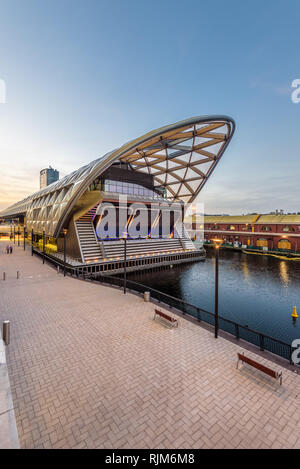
[
  {"left": 291, "top": 339, "right": 300, "bottom": 364},
  {"left": 291, "top": 79, "right": 300, "bottom": 103},
  {"left": 0, "top": 78, "right": 6, "bottom": 104},
  {"left": 94, "top": 195, "right": 204, "bottom": 243}
]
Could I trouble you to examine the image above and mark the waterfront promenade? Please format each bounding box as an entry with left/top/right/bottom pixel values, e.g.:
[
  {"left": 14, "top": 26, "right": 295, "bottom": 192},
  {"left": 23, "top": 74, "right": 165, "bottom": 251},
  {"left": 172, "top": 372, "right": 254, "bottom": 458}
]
[{"left": 1, "top": 242, "right": 300, "bottom": 449}]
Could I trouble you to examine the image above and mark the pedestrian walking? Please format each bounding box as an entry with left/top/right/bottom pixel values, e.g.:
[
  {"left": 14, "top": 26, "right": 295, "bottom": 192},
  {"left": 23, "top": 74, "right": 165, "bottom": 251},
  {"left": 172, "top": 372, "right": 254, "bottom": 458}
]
[
  {"left": 6, "top": 245, "right": 9, "bottom": 254},
  {"left": 9, "top": 245, "right": 13, "bottom": 254}
]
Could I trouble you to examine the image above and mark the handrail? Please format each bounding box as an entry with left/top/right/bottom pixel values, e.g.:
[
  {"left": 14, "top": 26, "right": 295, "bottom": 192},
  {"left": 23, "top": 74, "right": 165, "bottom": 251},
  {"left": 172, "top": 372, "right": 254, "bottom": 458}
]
[
  {"left": 123, "top": 279, "right": 291, "bottom": 347},
  {"left": 92, "top": 274, "right": 293, "bottom": 361}
]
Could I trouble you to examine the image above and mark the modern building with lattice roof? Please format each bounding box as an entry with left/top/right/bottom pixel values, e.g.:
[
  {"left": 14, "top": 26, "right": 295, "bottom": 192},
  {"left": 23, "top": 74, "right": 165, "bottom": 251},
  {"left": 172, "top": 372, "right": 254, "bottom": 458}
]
[{"left": 0, "top": 116, "right": 235, "bottom": 271}]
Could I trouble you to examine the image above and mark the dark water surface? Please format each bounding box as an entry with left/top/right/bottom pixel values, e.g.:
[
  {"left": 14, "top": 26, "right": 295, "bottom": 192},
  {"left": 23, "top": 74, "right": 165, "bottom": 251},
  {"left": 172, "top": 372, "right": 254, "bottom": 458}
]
[{"left": 128, "top": 248, "right": 300, "bottom": 344}]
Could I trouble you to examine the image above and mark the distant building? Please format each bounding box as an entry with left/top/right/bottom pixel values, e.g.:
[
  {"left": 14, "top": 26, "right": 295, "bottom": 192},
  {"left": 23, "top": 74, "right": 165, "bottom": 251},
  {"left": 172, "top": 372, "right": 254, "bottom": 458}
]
[
  {"left": 40, "top": 167, "right": 59, "bottom": 189},
  {"left": 186, "top": 214, "right": 300, "bottom": 253}
]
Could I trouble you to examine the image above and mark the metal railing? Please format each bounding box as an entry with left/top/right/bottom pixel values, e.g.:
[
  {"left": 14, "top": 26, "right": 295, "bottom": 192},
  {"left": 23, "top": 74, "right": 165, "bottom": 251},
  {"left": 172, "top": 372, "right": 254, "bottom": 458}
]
[
  {"left": 85, "top": 273, "right": 293, "bottom": 363},
  {"left": 30, "top": 244, "right": 294, "bottom": 364}
]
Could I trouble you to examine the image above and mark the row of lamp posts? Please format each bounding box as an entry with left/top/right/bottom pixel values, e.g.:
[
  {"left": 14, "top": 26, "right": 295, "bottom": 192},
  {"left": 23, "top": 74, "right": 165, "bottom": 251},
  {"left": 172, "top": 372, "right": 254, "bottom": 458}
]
[
  {"left": 30, "top": 227, "right": 68, "bottom": 277},
  {"left": 11, "top": 226, "right": 68, "bottom": 274},
  {"left": 10, "top": 224, "right": 27, "bottom": 249}
]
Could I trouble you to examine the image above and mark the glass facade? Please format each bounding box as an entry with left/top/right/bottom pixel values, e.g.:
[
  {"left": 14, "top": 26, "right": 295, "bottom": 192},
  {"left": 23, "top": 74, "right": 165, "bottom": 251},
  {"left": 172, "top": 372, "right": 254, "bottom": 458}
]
[
  {"left": 105, "top": 180, "right": 162, "bottom": 198},
  {"left": 89, "top": 178, "right": 166, "bottom": 199}
]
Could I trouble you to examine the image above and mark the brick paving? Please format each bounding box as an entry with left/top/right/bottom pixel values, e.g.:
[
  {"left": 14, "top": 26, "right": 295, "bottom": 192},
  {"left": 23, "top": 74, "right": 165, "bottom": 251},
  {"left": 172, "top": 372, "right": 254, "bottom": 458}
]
[{"left": 1, "top": 241, "right": 300, "bottom": 449}]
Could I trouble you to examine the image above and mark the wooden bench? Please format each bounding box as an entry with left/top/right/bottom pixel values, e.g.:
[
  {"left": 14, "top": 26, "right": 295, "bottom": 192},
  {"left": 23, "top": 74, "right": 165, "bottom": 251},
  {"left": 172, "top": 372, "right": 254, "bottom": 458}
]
[
  {"left": 237, "top": 353, "right": 282, "bottom": 385},
  {"left": 154, "top": 309, "right": 178, "bottom": 329}
]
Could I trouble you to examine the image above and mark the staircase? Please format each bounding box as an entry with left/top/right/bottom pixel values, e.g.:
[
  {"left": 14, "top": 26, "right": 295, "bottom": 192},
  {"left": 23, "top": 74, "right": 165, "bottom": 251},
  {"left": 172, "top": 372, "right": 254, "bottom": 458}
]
[
  {"left": 74, "top": 204, "right": 196, "bottom": 262},
  {"left": 174, "top": 222, "right": 196, "bottom": 250},
  {"left": 102, "top": 238, "right": 184, "bottom": 259},
  {"left": 75, "top": 211, "right": 102, "bottom": 262},
  {"left": 89, "top": 205, "right": 99, "bottom": 221}
]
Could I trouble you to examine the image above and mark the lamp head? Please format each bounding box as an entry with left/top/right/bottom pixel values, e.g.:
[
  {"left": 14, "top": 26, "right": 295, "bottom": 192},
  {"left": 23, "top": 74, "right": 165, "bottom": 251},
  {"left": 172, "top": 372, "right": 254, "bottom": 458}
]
[
  {"left": 212, "top": 238, "right": 223, "bottom": 249},
  {"left": 63, "top": 228, "right": 68, "bottom": 236}
]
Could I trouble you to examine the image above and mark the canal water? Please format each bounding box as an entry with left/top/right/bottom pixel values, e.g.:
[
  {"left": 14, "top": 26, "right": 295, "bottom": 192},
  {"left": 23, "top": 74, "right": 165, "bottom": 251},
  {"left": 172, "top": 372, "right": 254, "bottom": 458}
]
[{"left": 128, "top": 248, "right": 300, "bottom": 344}]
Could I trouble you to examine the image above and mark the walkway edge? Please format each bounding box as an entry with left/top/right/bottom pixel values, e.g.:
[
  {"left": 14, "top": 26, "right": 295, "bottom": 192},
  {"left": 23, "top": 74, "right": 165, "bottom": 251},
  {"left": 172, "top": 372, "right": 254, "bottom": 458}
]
[{"left": 0, "top": 337, "right": 20, "bottom": 449}]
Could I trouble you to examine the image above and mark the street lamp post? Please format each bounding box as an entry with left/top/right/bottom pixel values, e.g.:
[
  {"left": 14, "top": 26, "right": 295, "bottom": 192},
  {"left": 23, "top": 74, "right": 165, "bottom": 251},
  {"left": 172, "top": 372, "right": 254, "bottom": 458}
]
[
  {"left": 123, "top": 236, "right": 127, "bottom": 294},
  {"left": 17, "top": 227, "right": 20, "bottom": 247},
  {"left": 213, "top": 239, "right": 223, "bottom": 339},
  {"left": 63, "top": 229, "right": 68, "bottom": 277},
  {"left": 23, "top": 226, "right": 26, "bottom": 251}
]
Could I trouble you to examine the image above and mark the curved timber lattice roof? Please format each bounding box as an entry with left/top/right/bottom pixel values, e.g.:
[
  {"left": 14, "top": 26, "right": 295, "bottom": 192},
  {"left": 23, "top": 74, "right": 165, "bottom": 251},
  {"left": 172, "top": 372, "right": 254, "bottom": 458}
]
[{"left": 0, "top": 115, "right": 235, "bottom": 237}]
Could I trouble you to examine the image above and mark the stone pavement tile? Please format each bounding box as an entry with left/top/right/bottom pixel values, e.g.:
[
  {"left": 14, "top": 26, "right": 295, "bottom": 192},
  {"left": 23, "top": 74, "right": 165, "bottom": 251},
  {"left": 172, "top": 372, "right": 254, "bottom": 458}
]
[
  {"left": 1, "top": 241, "right": 300, "bottom": 449},
  {"left": 0, "top": 365, "right": 14, "bottom": 415},
  {"left": 0, "top": 408, "right": 19, "bottom": 449}
]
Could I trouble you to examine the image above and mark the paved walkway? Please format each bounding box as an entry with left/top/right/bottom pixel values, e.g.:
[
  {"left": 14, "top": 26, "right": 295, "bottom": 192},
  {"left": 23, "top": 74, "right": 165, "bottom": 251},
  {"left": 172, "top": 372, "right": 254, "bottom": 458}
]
[
  {"left": 1, "top": 241, "right": 300, "bottom": 449},
  {"left": 0, "top": 335, "right": 19, "bottom": 448}
]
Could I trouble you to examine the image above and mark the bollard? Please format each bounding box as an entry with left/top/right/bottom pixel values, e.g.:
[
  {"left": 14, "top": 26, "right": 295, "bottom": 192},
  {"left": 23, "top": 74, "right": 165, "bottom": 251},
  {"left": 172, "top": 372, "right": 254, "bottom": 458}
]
[
  {"left": 3, "top": 272, "right": 6, "bottom": 281},
  {"left": 17, "top": 271, "right": 20, "bottom": 279},
  {"left": 144, "top": 291, "right": 150, "bottom": 302},
  {"left": 2, "top": 321, "right": 10, "bottom": 346},
  {"left": 57, "top": 266, "right": 60, "bottom": 274}
]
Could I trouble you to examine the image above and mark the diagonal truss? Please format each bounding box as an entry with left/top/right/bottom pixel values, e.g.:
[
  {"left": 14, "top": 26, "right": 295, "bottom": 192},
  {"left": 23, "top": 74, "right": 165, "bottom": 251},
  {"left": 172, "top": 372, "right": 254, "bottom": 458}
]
[{"left": 119, "top": 121, "right": 232, "bottom": 202}]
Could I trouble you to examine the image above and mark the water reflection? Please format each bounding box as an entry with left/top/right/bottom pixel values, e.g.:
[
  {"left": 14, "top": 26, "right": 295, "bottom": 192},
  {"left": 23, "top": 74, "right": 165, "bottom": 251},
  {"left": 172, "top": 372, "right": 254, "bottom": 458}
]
[
  {"left": 242, "top": 258, "right": 250, "bottom": 282},
  {"left": 129, "top": 249, "right": 300, "bottom": 344},
  {"left": 279, "top": 261, "right": 289, "bottom": 288}
]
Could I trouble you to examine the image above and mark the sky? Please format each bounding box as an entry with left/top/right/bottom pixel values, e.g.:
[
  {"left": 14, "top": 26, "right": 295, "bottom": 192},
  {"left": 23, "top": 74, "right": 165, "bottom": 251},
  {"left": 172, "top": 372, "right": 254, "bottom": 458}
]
[{"left": 0, "top": 0, "right": 300, "bottom": 214}]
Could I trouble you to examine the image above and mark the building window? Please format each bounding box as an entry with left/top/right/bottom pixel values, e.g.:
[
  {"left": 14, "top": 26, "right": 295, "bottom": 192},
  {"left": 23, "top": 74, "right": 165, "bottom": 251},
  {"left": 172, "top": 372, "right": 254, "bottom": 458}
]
[
  {"left": 100, "top": 179, "right": 164, "bottom": 199},
  {"left": 33, "top": 208, "right": 40, "bottom": 220},
  {"left": 227, "top": 225, "right": 236, "bottom": 230},
  {"left": 261, "top": 226, "right": 272, "bottom": 231},
  {"left": 242, "top": 224, "right": 252, "bottom": 231},
  {"left": 278, "top": 239, "right": 291, "bottom": 250},
  {"left": 282, "top": 225, "right": 295, "bottom": 232},
  {"left": 257, "top": 238, "right": 268, "bottom": 248}
]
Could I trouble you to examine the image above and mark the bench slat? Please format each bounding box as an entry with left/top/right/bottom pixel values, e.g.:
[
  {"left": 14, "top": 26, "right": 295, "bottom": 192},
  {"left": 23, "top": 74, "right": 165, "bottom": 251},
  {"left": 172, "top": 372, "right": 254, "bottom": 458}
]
[
  {"left": 237, "top": 353, "right": 281, "bottom": 381},
  {"left": 155, "top": 309, "right": 177, "bottom": 323},
  {"left": 154, "top": 309, "right": 178, "bottom": 327}
]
